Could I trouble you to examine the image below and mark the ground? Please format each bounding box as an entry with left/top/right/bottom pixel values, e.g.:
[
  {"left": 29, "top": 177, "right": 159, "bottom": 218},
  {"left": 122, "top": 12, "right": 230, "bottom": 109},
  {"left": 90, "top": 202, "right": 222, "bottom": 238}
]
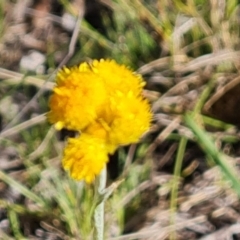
[{"left": 1, "top": 0, "right": 240, "bottom": 239}]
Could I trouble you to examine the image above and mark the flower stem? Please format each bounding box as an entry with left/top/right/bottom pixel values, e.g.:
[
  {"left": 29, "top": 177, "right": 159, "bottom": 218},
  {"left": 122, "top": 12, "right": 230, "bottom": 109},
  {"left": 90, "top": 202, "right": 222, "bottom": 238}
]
[{"left": 94, "top": 167, "right": 107, "bottom": 240}]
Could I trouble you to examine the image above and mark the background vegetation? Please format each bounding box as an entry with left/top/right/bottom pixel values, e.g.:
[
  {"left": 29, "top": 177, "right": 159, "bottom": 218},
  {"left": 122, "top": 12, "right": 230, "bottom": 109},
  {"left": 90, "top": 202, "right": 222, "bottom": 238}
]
[{"left": 1, "top": 0, "right": 240, "bottom": 239}]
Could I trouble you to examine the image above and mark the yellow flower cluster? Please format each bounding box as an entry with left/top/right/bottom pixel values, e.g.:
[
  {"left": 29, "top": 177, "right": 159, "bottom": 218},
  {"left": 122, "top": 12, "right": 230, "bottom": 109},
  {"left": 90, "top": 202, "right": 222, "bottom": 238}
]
[{"left": 48, "top": 59, "right": 152, "bottom": 183}]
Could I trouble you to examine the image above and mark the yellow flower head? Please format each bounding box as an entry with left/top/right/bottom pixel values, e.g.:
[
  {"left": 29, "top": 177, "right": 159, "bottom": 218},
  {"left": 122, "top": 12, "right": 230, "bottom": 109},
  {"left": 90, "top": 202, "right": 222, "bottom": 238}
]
[
  {"left": 48, "top": 59, "right": 152, "bottom": 183},
  {"left": 48, "top": 66, "right": 106, "bottom": 130},
  {"left": 85, "top": 94, "right": 152, "bottom": 149},
  {"left": 107, "top": 94, "right": 152, "bottom": 146},
  {"left": 84, "top": 120, "right": 117, "bottom": 154},
  {"left": 62, "top": 134, "right": 109, "bottom": 183},
  {"left": 91, "top": 59, "right": 145, "bottom": 96}
]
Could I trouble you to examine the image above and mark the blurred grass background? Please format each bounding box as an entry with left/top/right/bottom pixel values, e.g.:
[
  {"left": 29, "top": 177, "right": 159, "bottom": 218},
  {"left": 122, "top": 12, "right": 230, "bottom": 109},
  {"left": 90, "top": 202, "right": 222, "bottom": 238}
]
[{"left": 1, "top": 0, "right": 240, "bottom": 239}]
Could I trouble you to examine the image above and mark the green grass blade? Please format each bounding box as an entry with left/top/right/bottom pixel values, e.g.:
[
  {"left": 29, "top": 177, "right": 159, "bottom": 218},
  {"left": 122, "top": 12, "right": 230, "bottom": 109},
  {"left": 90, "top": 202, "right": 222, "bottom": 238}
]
[
  {"left": 0, "top": 170, "right": 46, "bottom": 207},
  {"left": 184, "top": 113, "right": 240, "bottom": 196},
  {"left": 169, "top": 136, "right": 188, "bottom": 240},
  {"left": 8, "top": 209, "right": 24, "bottom": 240}
]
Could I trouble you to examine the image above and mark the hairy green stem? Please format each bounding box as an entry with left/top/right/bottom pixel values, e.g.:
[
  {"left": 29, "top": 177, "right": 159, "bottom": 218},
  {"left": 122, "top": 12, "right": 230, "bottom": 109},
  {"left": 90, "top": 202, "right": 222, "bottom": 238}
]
[{"left": 94, "top": 167, "right": 107, "bottom": 240}]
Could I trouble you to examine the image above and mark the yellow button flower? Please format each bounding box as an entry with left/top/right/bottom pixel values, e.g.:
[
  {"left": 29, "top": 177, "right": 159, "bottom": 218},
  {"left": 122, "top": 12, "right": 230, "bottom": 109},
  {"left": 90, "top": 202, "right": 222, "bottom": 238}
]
[
  {"left": 107, "top": 94, "right": 152, "bottom": 146},
  {"left": 48, "top": 59, "right": 152, "bottom": 183},
  {"left": 62, "top": 134, "right": 109, "bottom": 183},
  {"left": 48, "top": 67, "right": 107, "bottom": 131},
  {"left": 85, "top": 94, "right": 152, "bottom": 150},
  {"left": 91, "top": 59, "right": 145, "bottom": 97}
]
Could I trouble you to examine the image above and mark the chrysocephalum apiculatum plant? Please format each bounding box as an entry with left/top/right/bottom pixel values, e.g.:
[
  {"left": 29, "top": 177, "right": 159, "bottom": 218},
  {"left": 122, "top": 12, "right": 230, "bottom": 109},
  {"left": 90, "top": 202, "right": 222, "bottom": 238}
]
[{"left": 48, "top": 59, "right": 152, "bottom": 239}]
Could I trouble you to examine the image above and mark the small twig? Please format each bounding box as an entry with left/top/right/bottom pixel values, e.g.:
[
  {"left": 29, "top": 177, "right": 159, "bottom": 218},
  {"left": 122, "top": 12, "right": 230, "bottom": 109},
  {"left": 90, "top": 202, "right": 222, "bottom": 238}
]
[
  {"left": 108, "top": 215, "right": 207, "bottom": 240},
  {"left": 174, "top": 50, "right": 240, "bottom": 73},
  {"left": 158, "top": 143, "right": 178, "bottom": 169},
  {"left": 204, "top": 75, "right": 240, "bottom": 112},
  {"left": 147, "top": 116, "right": 181, "bottom": 154},
  {"left": 0, "top": 114, "right": 46, "bottom": 138},
  {"left": 117, "top": 180, "right": 152, "bottom": 209},
  {"left": 0, "top": 68, "right": 54, "bottom": 90},
  {"left": 58, "top": 8, "right": 84, "bottom": 68}
]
